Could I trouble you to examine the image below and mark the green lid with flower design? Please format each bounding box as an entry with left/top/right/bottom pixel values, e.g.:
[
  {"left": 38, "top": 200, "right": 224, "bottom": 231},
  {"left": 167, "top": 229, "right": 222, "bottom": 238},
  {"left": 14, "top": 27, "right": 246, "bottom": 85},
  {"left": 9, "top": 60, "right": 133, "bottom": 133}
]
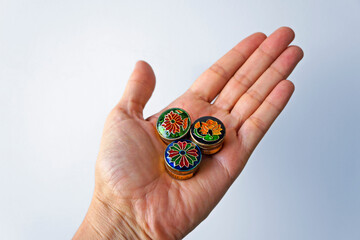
[{"left": 156, "top": 108, "right": 191, "bottom": 142}]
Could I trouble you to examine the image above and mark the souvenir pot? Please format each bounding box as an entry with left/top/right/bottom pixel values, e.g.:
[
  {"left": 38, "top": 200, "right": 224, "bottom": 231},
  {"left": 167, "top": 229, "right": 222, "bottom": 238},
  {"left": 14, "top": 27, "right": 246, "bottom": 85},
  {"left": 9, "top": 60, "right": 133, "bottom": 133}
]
[
  {"left": 164, "top": 139, "right": 202, "bottom": 180},
  {"left": 190, "top": 116, "right": 226, "bottom": 154},
  {"left": 156, "top": 108, "right": 191, "bottom": 143}
]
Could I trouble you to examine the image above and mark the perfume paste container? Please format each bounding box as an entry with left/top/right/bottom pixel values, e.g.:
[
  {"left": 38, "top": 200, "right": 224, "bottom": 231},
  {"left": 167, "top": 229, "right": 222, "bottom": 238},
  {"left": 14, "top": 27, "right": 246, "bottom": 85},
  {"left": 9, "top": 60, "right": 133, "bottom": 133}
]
[
  {"left": 164, "top": 139, "right": 202, "bottom": 180},
  {"left": 190, "top": 116, "right": 226, "bottom": 155},
  {"left": 156, "top": 108, "right": 191, "bottom": 144}
]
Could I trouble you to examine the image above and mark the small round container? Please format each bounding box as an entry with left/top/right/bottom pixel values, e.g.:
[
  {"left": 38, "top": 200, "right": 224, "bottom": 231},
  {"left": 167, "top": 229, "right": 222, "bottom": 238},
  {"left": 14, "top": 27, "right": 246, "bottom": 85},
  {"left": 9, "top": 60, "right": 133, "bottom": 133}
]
[
  {"left": 164, "top": 139, "right": 202, "bottom": 180},
  {"left": 190, "top": 116, "right": 226, "bottom": 154},
  {"left": 156, "top": 108, "right": 191, "bottom": 144}
]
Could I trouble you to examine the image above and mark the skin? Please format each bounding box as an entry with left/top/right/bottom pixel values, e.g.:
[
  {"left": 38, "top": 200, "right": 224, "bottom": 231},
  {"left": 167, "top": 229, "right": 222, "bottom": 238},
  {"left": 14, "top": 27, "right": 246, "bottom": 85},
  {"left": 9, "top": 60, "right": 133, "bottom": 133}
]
[{"left": 73, "top": 27, "right": 304, "bottom": 240}]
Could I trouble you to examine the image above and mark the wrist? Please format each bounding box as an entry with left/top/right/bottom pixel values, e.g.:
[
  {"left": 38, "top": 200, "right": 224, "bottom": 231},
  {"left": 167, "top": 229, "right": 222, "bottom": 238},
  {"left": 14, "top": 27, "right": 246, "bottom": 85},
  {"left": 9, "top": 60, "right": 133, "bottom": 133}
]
[{"left": 73, "top": 192, "right": 151, "bottom": 240}]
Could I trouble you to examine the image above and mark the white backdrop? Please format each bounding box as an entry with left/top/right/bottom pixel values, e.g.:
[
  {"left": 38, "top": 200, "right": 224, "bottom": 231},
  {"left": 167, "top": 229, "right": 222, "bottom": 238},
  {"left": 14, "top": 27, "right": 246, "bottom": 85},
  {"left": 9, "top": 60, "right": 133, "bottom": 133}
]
[{"left": 1, "top": 0, "right": 359, "bottom": 239}]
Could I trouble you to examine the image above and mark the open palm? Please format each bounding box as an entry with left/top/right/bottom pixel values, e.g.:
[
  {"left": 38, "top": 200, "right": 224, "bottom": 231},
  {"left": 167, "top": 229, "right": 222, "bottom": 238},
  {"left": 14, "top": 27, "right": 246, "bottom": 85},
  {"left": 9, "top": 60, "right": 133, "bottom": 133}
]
[{"left": 75, "top": 27, "right": 303, "bottom": 240}]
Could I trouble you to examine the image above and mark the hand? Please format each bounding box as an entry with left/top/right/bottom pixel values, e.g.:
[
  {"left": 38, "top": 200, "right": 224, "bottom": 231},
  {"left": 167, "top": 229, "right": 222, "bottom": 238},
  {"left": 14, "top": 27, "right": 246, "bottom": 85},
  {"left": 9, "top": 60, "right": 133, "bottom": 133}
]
[{"left": 74, "top": 27, "right": 303, "bottom": 239}]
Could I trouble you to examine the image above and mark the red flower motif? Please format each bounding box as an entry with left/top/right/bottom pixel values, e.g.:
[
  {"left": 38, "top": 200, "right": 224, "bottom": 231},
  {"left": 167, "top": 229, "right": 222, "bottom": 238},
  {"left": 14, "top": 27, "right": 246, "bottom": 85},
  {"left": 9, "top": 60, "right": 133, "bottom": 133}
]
[
  {"left": 162, "top": 111, "right": 183, "bottom": 134},
  {"left": 168, "top": 141, "right": 199, "bottom": 168}
]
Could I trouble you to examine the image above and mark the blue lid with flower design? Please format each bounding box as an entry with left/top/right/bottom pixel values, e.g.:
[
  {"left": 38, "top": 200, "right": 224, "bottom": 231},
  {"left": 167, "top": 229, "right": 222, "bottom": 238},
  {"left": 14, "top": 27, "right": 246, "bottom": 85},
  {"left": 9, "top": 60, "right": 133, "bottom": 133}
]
[{"left": 164, "top": 139, "right": 202, "bottom": 172}]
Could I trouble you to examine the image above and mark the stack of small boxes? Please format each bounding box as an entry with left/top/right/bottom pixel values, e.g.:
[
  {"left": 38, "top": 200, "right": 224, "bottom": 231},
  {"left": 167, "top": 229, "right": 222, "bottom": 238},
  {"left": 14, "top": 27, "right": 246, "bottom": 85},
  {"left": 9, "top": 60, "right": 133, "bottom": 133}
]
[{"left": 156, "top": 108, "right": 226, "bottom": 180}]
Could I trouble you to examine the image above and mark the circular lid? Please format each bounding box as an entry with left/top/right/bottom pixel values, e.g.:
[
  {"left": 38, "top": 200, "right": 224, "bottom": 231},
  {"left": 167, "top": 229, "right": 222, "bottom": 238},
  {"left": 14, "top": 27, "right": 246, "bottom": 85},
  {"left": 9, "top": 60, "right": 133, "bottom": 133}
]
[
  {"left": 190, "top": 116, "right": 226, "bottom": 146},
  {"left": 164, "top": 139, "right": 202, "bottom": 172},
  {"left": 157, "top": 108, "right": 191, "bottom": 141}
]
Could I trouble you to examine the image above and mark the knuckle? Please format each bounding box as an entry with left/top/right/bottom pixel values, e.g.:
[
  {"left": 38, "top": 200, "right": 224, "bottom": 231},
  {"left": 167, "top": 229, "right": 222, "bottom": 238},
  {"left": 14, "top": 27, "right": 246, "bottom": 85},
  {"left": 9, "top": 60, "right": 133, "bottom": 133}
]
[
  {"left": 249, "top": 115, "right": 267, "bottom": 134},
  {"left": 233, "top": 72, "right": 253, "bottom": 89},
  {"left": 209, "top": 62, "right": 229, "bottom": 80},
  {"left": 257, "top": 46, "right": 275, "bottom": 61},
  {"left": 245, "top": 89, "right": 263, "bottom": 104},
  {"left": 269, "top": 65, "right": 285, "bottom": 79}
]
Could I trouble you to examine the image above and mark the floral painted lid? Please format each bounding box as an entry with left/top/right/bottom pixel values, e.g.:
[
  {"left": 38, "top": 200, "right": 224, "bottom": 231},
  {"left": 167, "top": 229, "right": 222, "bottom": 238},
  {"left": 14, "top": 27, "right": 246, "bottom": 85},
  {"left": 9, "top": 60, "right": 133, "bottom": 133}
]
[
  {"left": 156, "top": 108, "right": 191, "bottom": 141},
  {"left": 164, "top": 139, "right": 202, "bottom": 172},
  {"left": 190, "top": 116, "right": 226, "bottom": 146}
]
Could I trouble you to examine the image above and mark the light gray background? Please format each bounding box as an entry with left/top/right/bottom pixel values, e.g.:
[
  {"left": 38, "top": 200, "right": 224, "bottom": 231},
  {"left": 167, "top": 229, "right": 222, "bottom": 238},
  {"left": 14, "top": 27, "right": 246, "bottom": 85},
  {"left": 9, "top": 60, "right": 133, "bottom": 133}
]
[{"left": 1, "top": 0, "right": 359, "bottom": 239}]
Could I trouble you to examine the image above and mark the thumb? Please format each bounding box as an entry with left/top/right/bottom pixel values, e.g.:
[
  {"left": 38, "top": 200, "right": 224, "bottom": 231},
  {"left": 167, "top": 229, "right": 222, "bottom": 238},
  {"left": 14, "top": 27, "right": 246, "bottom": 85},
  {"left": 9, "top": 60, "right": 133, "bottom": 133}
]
[{"left": 118, "top": 60, "right": 156, "bottom": 118}]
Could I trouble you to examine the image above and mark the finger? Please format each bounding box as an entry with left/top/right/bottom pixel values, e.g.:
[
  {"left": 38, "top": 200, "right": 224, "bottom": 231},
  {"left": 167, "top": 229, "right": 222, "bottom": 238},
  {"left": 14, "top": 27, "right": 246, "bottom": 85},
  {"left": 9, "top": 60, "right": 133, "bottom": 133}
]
[
  {"left": 231, "top": 45, "right": 303, "bottom": 129},
  {"left": 214, "top": 27, "right": 295, "bottom": 111},
  {"left": 117, "top": 60, "right": 156, "bottom": 118},
  {"left": 239, "top": 80, "right": 295, "bottom": 154},
  {"left": 189, "top": 32, "right": 267, "bottom": 102}
]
